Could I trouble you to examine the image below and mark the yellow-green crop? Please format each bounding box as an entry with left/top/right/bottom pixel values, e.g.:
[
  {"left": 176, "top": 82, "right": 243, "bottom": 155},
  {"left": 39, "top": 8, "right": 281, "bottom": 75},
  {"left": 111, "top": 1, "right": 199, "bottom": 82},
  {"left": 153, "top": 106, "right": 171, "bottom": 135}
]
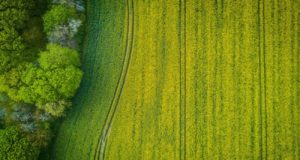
[{"left": 53, "top": 0, "right": 300, "bottom": 159}]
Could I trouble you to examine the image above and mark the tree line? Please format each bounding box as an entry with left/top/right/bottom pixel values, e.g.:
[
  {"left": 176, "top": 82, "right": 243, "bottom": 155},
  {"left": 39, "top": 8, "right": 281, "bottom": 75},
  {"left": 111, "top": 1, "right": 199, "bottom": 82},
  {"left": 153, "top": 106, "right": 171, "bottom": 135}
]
[{"left": 0, "top": 0, "right": 85, "bottom": 159}]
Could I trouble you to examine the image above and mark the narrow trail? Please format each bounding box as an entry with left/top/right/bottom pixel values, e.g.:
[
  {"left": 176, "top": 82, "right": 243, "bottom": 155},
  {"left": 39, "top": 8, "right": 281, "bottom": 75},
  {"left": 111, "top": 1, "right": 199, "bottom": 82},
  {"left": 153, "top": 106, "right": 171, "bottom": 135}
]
[{"left": 93, "top": 0, "right": 135, "bottom": 159}]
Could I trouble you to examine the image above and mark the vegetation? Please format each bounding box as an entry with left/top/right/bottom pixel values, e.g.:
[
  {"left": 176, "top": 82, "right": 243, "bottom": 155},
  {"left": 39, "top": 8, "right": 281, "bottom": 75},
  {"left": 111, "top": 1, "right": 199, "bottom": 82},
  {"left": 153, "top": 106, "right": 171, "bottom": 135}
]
[
  {"left": 0, "top": 127, "right": 38, "bottom": 160},
  {"left": 0, "top": 44, "right": 82, "bottom": 112},
  {"left": 0, "top": 0, "right": 84, "bottom": 159},
  {"left": 53, "top": 0, "right": 299, "bottom": 159},
  {"left": 43, "top": 5, "right": 76, "bottom": 34},
  {"left": 1, "top": 0, "right": 299, "bottom": 159}
]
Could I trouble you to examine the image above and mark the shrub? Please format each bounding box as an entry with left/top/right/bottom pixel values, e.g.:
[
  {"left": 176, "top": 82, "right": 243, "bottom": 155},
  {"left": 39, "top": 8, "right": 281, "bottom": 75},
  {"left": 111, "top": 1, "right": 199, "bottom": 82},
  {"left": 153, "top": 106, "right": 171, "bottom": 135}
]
[{"left": 43, "top": 100, "right": 71, "bottom": 117}]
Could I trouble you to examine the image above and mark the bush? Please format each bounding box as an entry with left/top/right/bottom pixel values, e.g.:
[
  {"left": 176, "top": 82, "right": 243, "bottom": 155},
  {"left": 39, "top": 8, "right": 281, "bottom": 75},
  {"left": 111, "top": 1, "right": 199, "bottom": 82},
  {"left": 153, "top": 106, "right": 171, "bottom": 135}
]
[{"left": 43, "top": 100, "right": 71, "bottom": 117}]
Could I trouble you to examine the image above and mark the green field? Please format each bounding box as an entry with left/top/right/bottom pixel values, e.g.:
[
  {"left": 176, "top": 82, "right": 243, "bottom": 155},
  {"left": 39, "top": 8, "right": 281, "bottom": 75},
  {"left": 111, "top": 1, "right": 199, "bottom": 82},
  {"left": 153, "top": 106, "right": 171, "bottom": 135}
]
[{"left": 53, "top": 0, "right": 300, "bottom": 159}]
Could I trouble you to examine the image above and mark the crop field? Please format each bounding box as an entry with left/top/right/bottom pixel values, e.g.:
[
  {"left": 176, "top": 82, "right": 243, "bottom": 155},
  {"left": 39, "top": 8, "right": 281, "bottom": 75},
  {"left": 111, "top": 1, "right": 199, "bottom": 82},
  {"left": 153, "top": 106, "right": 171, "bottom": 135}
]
[{"left": 53, "top": 0, "right": 299, "bottom": 159}]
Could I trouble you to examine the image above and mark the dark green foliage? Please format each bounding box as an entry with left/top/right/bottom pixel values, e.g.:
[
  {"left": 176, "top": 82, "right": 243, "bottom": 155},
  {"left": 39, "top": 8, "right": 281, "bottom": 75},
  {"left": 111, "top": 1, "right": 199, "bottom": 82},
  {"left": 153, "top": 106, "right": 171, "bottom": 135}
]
[
  {"left": 0, "top": 0, "right": 33, "bottom": 73},
  {"left": 0, "top": 0, "right": 33, "bottom": 29},
  {"left": 0, "top": 127, "right": 39, "bottom": 160},
  {"left": 0, "top": 63, "right": 27, "bottom": 99},
  {"left": 30, "top": 127, "right": 52, "bottom": 148},
  {"left": 22, "top": 18, "right": 46, "bottom": 51},
  {"left": 30, "top": 0, "right": 50, "bottom": 16},
  {"left": 0, "top": 27, "right": 24, "bottom": 51},
  {"left": 0, "top": 108, "right": 5, "bottom": 120},
  {"left": 0, "top": 92, "right": 8, "bottom": 102},
  {"left": 0, "top": 28, "right": 24, "bottom": 72},
  {"left": 0, "top": 0, "right": 33, "bottom": 53}
]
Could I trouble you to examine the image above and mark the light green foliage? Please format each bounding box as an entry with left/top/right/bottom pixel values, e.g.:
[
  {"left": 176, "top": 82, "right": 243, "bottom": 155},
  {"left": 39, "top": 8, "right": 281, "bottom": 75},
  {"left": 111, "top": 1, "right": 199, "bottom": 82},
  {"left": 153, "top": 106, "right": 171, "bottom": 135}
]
[
  {"left": 39, "top": 44, "right": 80, "bottom": 70},
  {"left": 43, "top": 4, "right": 76, "bottom": 33},
  {"left": 43, "top": 100, "right": 71, "bottom": 117},
  {"left": 45, "top": 66, "right": 83, "bottom": 98},
  {"left": 37, "top": 44, "right": 83, "bottom": 104},
  {"left": 0, "top": 127, "right": 38, "bottom": 160},
  {"left": 0, "top": 44, "right": 82, "bottom": 116}
]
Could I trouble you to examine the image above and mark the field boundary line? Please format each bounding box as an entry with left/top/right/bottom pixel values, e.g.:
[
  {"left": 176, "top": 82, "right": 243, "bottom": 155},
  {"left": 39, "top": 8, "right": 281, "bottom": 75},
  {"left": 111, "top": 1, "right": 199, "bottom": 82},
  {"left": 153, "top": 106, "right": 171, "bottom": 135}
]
[
  {"left": 93, "top": 0, "right": 134, "bottom": 159},
  {"left": 258, "top": 0, "right": 267, "bottom": 159},
  {"left": 179, "top": 0, "right": 187, "bottom": 159}
]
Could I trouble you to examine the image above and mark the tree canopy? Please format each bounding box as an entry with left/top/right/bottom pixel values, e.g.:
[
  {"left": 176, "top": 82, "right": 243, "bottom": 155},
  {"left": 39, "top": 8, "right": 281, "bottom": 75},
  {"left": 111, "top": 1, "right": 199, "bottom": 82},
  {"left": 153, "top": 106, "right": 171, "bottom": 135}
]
[
  {"left": 0, "top": 0, "right": 33, "bottom": 29},
  {"left": 43, "top": 4, "right": 76, "bottom": 34},
  {"left": 0, "top": 44, "right": 82, "bottom": 117},
  {"left": 39, "top": 44, "right": 80, "bottom": 69},
  {"left": 0, "top": 0, "right": 33, "bottom": 73},
  {"left": 0, "top": 0, "right": 84, "bottom": 158},
  {"left": 0, "top": 127, "right": 39, "bottom": 160}
]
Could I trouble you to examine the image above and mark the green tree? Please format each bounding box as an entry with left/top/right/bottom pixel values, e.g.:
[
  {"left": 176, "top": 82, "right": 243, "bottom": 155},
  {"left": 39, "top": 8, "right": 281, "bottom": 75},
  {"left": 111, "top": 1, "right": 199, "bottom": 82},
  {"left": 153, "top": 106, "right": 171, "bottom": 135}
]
[
  {"left": 39, "top": 44, "right": 80, "bottom": 70},
  {"left": 0, "top": 0, "right": 33, "bottom": 73},
  {"left": 0, "top": 27, "right": 24, "bottom": 52},
  {"left": 0, "top": 0, "right": 33, "bottom": 29},
  {"left": 45, "top": 66, "right": 82, "bottom": 98},
  {"left": 0, "top": 28, "right": 25, "bottom": 72},
  {"left": 0, "top": 44, "right": 82, "bottom": 116},
  {"left": 0, "top": 63, "right": 28, "bottom": 101},
  {"left": 0, "top": 127, "right": 38, "bottom": 160},
  {"left": 43, "top": 4, "right": 76, "bottom": 33}
]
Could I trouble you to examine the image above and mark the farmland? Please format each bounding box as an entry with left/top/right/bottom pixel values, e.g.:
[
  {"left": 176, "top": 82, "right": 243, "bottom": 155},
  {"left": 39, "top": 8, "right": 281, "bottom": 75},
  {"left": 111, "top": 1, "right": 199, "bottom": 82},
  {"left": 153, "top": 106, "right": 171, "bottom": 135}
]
[{"left": 53, "top": 0, "right": 299, "bottom": 159}]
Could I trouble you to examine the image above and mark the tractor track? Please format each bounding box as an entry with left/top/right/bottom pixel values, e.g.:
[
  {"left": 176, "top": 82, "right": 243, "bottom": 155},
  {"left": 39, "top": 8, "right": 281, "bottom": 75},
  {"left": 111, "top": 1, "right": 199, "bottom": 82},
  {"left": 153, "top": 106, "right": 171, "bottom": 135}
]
[
  {"left": 93, "top": 0, "right": 134, "bottom": 159},
  {"left": 179, "top": 0, "right": 187, "bottom": 159}
]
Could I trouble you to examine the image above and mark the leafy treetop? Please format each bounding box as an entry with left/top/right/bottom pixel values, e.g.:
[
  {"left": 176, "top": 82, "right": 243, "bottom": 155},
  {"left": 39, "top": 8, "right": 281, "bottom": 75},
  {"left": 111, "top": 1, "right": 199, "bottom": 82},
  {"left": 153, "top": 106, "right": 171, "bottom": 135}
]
[{"left": 0, "top": 127, "right": 39, "bottom": 160}]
